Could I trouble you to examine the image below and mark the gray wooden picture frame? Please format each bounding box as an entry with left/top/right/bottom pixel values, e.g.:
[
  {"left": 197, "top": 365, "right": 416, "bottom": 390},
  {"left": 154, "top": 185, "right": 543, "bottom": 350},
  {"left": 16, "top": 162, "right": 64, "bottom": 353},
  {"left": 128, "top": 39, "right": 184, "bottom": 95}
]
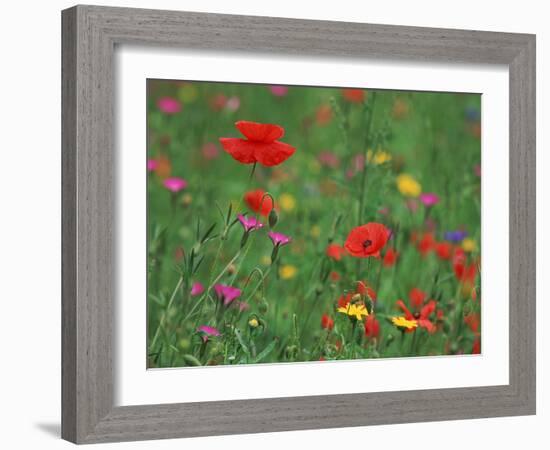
[{"left": 61, "top": 4, "right": 536, "bottom": 444}]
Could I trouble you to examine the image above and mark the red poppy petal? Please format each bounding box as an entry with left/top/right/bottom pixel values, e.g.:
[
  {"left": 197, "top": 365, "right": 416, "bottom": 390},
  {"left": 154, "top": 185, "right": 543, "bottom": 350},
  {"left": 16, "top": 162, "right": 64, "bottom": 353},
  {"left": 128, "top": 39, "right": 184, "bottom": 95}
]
[
  {"left": 236, "top": 121, "right": 284, "bottom": 142},
  {"left": 253, "top": 141, "right": 296, "bottom": 167},
  {"left": 219, "top": 138, "right": 257, "bottom": 164},
  {"left": 418, "top": 319, "right": 436, "bottom": 333},
  {"left": 420, "top": 300, "right": 437, "bottom": 319},
  {"left": 396, "top": 300, "right": 414, "bottom": 320}
]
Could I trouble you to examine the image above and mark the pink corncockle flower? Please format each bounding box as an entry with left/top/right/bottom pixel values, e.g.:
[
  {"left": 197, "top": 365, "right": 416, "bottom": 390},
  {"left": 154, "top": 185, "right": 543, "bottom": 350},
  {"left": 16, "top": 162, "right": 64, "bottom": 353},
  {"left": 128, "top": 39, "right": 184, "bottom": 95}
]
[
  {"left": 269, "top": 85, "right": 288, "bottom": 97},
  {"left": 405, "top": 198, "right": 419, "bottom": 213},
  {"left": 157, "top": 97, "right": 181, "bottom": 114},
  {"left": 317, "top": 151, "right": 340, "bottom": 169},
  {"left": 268, "top": 231, "right": 291, "bottom": 247},
  {"left": 201, "top": 142, "right": 220, "bottom": 160},
  {"left": 225, "top": 96, "right": 241, "bottom": 111},
  {"left": 163, "top": 177, "right": 188, "bottom": 193},
  {"left": 353, "top": 154, "right": 366, "bottom": 171},
  {"left": 237, "top": 214, "right": 264, "bottom": 233},
  {"left": 214, "top": 284, "right": 242, "bottom": 306},
  {"left": 236, "top": 301, "right": 250, "bottom": 312},
  {"left": 197, "top": 325, "right": 221, "bottom": 342},
  {"left": 190, "top": 282, "right": 204, "bottom": 297},
  {"left": 147, "top": 159, "right": 158, "bottom": 172},
  {"left": 419, "top": 192, "right": 440, "bottom": 207},
  {"left": 474, "top": 164, "right": 481, "bottom": 177}
]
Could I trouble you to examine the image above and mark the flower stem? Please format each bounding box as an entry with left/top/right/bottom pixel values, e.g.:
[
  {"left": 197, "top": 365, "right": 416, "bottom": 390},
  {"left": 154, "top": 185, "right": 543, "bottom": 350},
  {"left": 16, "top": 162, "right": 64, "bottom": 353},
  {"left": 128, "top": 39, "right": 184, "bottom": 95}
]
[{"left": 149, "top": 276, "right": 184, "bottom": 352}]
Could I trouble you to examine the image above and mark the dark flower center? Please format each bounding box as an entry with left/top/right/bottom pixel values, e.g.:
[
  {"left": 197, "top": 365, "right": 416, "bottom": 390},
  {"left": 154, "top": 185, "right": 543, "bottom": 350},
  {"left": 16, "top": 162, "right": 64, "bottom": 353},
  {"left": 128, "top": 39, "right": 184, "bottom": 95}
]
[
  {"left": 414, "top": 312, "right": 421, "bottom": 319},
  {"left": 362, "top": 239, "right": 372, "bottom": 249}
]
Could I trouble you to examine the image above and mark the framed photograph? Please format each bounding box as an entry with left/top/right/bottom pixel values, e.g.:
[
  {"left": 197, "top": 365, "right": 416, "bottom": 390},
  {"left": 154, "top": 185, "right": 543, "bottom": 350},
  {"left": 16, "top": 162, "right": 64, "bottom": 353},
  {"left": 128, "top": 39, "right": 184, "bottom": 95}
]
[{"left": 62, "top": 5, "right": 536, "bottom": 444}]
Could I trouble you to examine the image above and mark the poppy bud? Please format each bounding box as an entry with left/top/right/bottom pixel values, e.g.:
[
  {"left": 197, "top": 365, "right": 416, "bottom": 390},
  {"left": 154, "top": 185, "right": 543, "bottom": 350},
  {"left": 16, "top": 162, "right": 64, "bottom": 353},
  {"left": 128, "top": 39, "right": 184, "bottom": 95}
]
[
  {"left": 315, "top": 284, "right": 324, "bottom": 296},
  {"left": 268, "top": 208, "right": 278, "bottom": 228},
  {"left": 227, "top": 264, "right": 237, "bottom": 275}
]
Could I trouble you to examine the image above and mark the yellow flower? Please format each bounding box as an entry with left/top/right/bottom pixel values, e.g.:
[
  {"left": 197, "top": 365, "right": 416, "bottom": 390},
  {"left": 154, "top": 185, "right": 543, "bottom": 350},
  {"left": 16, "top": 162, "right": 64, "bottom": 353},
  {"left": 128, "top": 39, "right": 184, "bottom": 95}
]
[
  {"left": 279, "top": 193, "right": 296, "bottom": 212},
  {"left": 367, "top": 149, "right": 392, "bottom": 165},
  {"left": 261, "top": 255, "right": 272, "bottom": 266},
  {"left": 310, "top": 225, "right": 321, "bottom": 239},
  {"left": 279, "top": 264, "right": 297, "bottom": 280},
  {"left": 337, "top": 302, "right": 369, "bottom": 321},
  {"left": 177, "top": 83, "right": 198, "bottom": 103},
  {"left": 396, "top": 173, "right": 422, "bottom": 197},
  {"left": 248, "top": 318, "right": 259, "bottom": 328},
  {"left": 391, "top": 316, "right": 418, "bottom": 330},
  {"left": 462, "top": 238, "right": 477, "bottom": 252}
]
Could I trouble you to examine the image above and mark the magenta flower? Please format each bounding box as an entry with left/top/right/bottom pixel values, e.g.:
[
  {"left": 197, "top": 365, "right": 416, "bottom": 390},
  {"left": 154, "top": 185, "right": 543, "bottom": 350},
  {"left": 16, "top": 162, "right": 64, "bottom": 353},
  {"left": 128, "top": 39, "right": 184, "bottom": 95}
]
[
  {"left": 147, "top": 159, "right": 158, "bottom": 172},
  {"left": 317, "top": 151, "right": 340, "bottom": 169},
  {"left": 237, "top": 214, "right": 264, "bottom": 233},
  {"left": 225, "top": 96, "right": 241, "bottom": 112},
  {"left": 197, "top": 325, "right": 221, "bottom": 342},
  {"left": 474, "top": 164, "right": 481, "bottom": 177},
  {"left": 214, "top": 284, "right": 242, "bottom": 306},
  {"left": 190, "top": 282, "right": 204, "bottom": 297},
  {"left": 201, "top": 142, "right": 220, "bottom": 160},
  {"left": 269, "top": 85, "right": 288, "bottom": 97},
  {"left": 268, "top": 231, "right": 291, "bottom": 247},
  {"left": 157, "top": 96, "right": 181, "bottom": 114},
  {"left": 163, "top": 177, "right": 188, "bottom": 193},
  {"left": 419, "top": 192, "right": 440, "bottom": 207}
]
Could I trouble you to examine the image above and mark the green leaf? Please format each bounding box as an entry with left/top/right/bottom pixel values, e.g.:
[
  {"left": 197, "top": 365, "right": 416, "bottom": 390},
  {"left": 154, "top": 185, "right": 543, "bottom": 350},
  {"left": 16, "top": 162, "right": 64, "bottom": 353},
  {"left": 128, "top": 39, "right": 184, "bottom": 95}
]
[
  {"left": 253, "top": 339, "right": 278, "bottom": 363},
  {"left": 182, "top": 354, "right": 202, "bottom": 366},
  {"left": 234, "top": 328, "right": 250, "bottom": 356}
]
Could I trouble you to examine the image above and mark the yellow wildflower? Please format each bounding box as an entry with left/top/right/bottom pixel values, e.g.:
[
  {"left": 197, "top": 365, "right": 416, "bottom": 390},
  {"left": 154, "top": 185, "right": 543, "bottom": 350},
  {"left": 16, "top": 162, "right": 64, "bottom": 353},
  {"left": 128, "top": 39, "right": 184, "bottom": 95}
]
[
  {"left": 462, "top": 238, "right": 477, "bottom": 252},
  {"left": 367, "top": 149, "right": 392, "bottom": 165},
  {"left": 279, "top": 193, "right": 296, "bottom": 212},
  {"left": 261, "top": 255, "right": 272, "bottom": 266},
  {"left": 337, "top": 302, "right": 369, "bottom": 321},
  {"left": 310, "top": 225, "right": 321, "bottom": 239},
  {"left": 248, "top": 318, "right": 259, "bottom": 328},
  {"left": 396, "top": 173, "right": 422, "bottom": 197},
  {"left": 177, "top": 83, "right": 198, "bottom": 103},
  {"left": 279, "top": 264, "right": 297, "bottom": 280},
  {"left": 391, "top": 316, "right": 418, "bottom": 330}
]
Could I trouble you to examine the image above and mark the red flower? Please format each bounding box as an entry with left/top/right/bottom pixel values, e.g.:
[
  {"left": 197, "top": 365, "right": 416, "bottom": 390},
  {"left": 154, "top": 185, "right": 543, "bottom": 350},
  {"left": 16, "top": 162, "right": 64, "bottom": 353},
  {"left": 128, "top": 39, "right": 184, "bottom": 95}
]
[
  {"left": 342, "top": 88, "right": 365, "bottom": 103},
  {"left": 396, "top": 298, "right": 437, "bottom": 333},
  {"left": 356, "top": 281, "right": 377, "bottom": 301},
  {"left": 329, "top": 271, "right": 341, "bottom": 282},
  {"left": 344, "top": 223, "right": 389, "bottom": 258},
  {"left": 321, "top": 314, "right": 334, "bottom": 331},
  {"left": 417, "top": 232, "right": 435, "bottom": 256},
  {"left": 244, "top": 189, "right": 274, "bottom": 217},
  {"left": 409, "top": 288, "right": 426, "bottom": 309},
  {"left": 383, "top": 248, "right": 398, "bottom": 267},
  {"left": 434, "top": 241, "right": 453, "bottom": 260},
  {"left": 364, "top": 315, "right": 380, "bottom": 339},
  {"left": 326, "top": 243, "right": 346, "bottom": 261},
  {"left": 219, "top": 121, "right": 296, "bottom": 167},
  {"left": 464, "top": 312, "right": 480, "bottom": 333},
  {"left": 472, "top": 338, "right": 481, "bottom": 354},
  {"left": 453, "top": 248, "right": 477, "bottom": 284}
]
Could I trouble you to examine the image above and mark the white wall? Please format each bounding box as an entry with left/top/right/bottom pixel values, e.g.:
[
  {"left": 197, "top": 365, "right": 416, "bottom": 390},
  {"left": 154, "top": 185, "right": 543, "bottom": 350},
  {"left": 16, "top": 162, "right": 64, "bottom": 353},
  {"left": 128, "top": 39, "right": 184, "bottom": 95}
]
[{"left": 0, "top": 1, "right": 546, "bottom": 448}]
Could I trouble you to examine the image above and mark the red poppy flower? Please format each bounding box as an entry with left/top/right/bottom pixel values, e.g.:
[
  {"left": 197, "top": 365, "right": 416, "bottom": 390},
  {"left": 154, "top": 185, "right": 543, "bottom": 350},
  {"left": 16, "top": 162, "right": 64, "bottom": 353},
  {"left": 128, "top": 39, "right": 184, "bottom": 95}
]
[
  {"left": 453, "top": 248, "right": 477, "bottom": 284},
  {"left": 464, "top": 312, "right": 480, "bottom": 333},
  {"left": 417, "top": 232, "right": 435, "bottom": 256},
  {"left": 409, "top": 288, "right": 426, "bottom": 309},
  {"left": 383, "top": 248, "right": 398, "bottom": 267},
  {"left": 396, "top": 298, "right": 437, "bottom": 333},
  {"left": 364, "top": 315, "right": 380, "bottom": 339},
  {"left": 326, "top": 243, "right": 346, "bottom": 261},
  {"left": 321, "top": 314, "right": 334, "bottom": 331},
  {"left": 344, "top": 223, "right": 389, "bottom": 258},
  {"left": 434, "top": 241, "right": 453, "bottom": 260},
  {"left": 356, "top": 281, "right": 377, "bottom": 301},
  {"left": 219, "top": 121, "right": 296, "bottom": 167},
  {"left": 244, "top": 189, "right": 274, "bottom": 217},
  {"left": 472, "top": 338, "right": 481, "bottom": 354},
  {"left": 342, "top": 88, "right": 365, "bottom": 103}
]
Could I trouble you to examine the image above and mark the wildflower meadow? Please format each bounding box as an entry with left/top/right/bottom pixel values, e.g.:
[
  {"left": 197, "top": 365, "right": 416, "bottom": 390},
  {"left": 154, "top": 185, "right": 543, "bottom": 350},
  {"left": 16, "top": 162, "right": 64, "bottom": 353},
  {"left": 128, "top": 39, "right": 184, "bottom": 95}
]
[{"left": 146, "top": 80, "right": 481, "bottom": 368}]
